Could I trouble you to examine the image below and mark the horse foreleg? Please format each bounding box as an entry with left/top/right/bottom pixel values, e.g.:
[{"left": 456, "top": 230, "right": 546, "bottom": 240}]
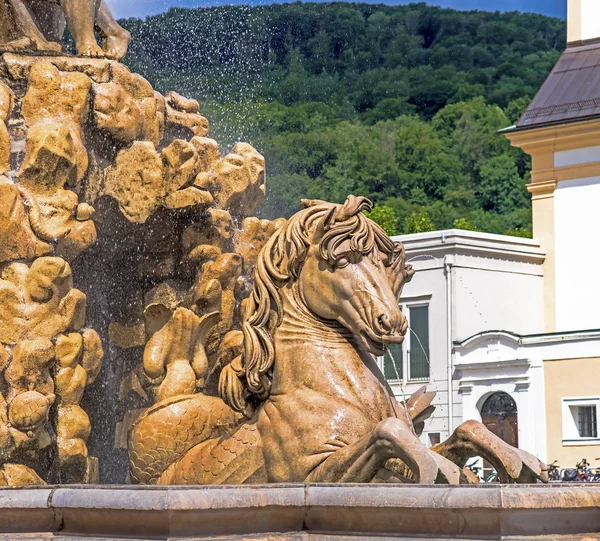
[
  {"left": 306, "top": 418, "right": 460, "bottom": 484},
  {"left": 95, "top": 1, "right": 130, "bottom": 61},
  {"left": 432, "top": 420, "right": 548, "bottom": 483}
]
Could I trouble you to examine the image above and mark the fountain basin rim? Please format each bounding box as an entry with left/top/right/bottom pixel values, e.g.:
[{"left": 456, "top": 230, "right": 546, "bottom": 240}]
[{"left": 0, "top": 483, "right": 597, "bottom": 540}]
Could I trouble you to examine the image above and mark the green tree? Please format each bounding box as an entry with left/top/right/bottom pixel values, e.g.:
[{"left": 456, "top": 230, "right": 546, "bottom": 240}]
[
  {"left": 403, "top": 210, "right": 435, "bottom": 234},
  {"left": 454, "top": 217, "right": 480, "bottom": 231},
  {"left": 364, "top": 205, "right": 399, "bottom": 236},
  {"left": 479, "top": 154, "right": 528, "bottom": 213},
  {"left": 504, "top": 227, "right": 533, "bottom": 238},
  {"left": 120, "top": 2, "right": 565, "bottom": 236}
]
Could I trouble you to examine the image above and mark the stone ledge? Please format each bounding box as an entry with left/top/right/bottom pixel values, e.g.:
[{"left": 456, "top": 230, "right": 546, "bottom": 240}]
[{"left": 0, "top": 484, "right": 597, "bottom": 540}]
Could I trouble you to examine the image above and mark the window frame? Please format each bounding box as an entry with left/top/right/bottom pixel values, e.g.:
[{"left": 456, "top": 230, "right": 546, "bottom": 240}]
[
  {"left": 427, "top": 432, "right": 441, "bottom": 447},
  {"left": 561, "top": 396, "right": 600, "bottom": 446},
  {"left": 407, "top": 303, "right": 430, "bottom": 383},
  {"left": 378, "top": 301, "right": 430, "bottom": 384}
]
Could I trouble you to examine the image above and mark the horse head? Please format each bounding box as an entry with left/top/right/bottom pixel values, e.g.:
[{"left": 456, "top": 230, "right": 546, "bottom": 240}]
[
  {"left": 296, "top": 195, "right": 408, "bottom": 356},
  {"left": 223, "top": 195, "right": 413, "bottom": 411}
]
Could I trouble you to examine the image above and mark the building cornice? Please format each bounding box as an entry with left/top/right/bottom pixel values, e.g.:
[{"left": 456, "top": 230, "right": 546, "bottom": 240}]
[
  {"left": 456, "top": 328, "right": 600, "bottom": 347},
  {"left": 393, "top": 230, "right": 545, "bottom": 267}
]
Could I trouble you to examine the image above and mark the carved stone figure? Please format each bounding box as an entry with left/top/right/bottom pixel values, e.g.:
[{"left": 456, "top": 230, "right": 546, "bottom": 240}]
[
  {"left": 0, "top": 0, "right": 131, "bottom": 60},
  {"left": 129, "top": 196, "right": 548, "bottom": 485},
  {"left": 0, "top": 26, "right": 270, "bottom": 482}
]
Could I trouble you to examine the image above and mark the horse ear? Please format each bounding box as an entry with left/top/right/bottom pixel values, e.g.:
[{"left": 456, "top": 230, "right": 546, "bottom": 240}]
[
  {"left": 322, "top": 206, "right": 338, "bottom": 230},
  {"left": 337, "top": 195, "right": 373, "bottom": 221}
]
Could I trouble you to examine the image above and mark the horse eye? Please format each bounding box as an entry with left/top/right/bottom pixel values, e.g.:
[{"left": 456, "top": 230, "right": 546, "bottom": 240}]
[{"left": 336, "top": 257, "right": 349, "bottom": 268}]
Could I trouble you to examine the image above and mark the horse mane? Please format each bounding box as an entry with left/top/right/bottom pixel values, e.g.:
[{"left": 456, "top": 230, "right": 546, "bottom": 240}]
[{"left": 219, "top": 196, "right": 403, "bottom": 412}]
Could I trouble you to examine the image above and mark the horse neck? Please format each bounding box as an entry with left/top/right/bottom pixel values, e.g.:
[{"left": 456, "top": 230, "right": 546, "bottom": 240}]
[
  {"left": 270, "top": 283, "right": 380, "bottom": 396},
  {"left": 275, "top": 283, "right": 354, "bottom": 348}
]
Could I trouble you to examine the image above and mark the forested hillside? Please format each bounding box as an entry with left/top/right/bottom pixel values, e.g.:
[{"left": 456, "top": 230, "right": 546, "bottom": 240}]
[{"left": 121, "top": 3, "right": 566, "bottom": 235}]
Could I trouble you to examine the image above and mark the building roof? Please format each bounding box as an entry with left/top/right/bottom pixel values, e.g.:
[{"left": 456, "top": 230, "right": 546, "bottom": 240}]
[{"left": 515, "top": 42, "right": 600, "bottom": 130}]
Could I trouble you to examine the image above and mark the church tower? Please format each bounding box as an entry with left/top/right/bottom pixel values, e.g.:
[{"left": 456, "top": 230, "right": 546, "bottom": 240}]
[{"left": 505, "top": 0, "right": 600, "bottom": 333}]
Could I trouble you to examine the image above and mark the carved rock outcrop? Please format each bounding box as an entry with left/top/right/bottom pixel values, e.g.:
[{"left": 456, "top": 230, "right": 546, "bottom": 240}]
[
  {"left": 195, "top": 143, "right": 266, "bottom": 217},
  {"left": 0, "top": 44, "right": 265, "bottom": 484},
  {"left": 0, "top": 257, "right": 103, "bottom": 483}
]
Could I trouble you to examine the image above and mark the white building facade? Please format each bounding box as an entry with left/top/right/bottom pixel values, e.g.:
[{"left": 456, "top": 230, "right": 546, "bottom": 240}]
[{"left": 386, "top": 230, "right": 546, "bottom": 455}]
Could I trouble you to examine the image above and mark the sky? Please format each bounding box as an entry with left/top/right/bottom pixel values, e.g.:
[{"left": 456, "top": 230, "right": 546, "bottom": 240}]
[{"left": 105, "top": 0, "right": 566, "bottom": 20}]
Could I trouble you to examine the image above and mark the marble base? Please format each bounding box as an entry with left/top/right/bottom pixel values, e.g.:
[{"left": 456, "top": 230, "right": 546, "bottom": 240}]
[{"left": 0, "top": 484, "right": 598, "bottom": 540}]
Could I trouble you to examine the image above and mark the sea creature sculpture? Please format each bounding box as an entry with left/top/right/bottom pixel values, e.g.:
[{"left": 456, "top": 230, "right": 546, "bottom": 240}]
[{"left": 129, "top": 196, "right": 548, "bottom": 486}]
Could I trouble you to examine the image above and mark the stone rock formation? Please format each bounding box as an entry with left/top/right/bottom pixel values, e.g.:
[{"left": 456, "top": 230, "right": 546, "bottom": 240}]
[
  {"left": 0, "top": 257, "right": 102, "bottom": 483},
  {"left": 0, "top": 32, "right": 268, "bottom": 481},
  {"left": 0, "top": 10, "right": 271, "bottom": 481}
]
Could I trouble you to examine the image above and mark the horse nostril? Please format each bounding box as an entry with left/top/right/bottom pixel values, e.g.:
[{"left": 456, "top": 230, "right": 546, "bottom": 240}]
[{"left": 377, "top": 314, "right": 393, "bottom": 334}]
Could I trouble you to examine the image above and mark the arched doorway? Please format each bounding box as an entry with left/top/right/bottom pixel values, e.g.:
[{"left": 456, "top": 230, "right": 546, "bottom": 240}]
[{"left": 480, "top": 392, "right": 518, "bottom": 447}]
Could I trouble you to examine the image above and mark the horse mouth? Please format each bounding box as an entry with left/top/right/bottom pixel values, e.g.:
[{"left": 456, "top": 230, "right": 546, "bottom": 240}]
[{"left": 359, "top": 326, "right": 404, "bottom": 355}]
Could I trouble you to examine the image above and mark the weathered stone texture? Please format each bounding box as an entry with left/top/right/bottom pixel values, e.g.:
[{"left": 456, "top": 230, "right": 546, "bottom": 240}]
[
  {"left": 0, "top": 120, "right": 9, "bottom": 175},
  {"left": 0, "top": 180, "right": 51, "bottom": 263},
  {"left": 2, "top": 53, "right": 111, "bottom": 83},
  {"left": 21, "top": 61, "right": 91, "bottom": 130},
  {"left": 195, "top": 142, "right": 266, "bottom": 217},
  {"left": 0, "top": 80, "right": 13, "bottom": 121},
  {"left": 0, "top": 257, "right": 103, "bottom": 484},
  {"left": 103, "top": 141, "right": 164, "bottom": 223}
]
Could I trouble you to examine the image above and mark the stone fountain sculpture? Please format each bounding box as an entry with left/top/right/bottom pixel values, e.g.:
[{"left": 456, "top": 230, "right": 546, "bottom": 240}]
[
  {"left": 0, "top": 2, "right": 548, "bottom": 487},
  {"left": 128, "top": 195, "right": 548, "bottom": 485}
]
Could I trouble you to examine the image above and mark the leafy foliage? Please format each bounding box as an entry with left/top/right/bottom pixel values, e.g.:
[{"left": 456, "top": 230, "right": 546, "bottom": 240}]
[
  {"left": 121, "top": 3, "right": 564, "bottom": 235},
  {"left": 364, "top": 206, "right": 399, "bottom": 236}
]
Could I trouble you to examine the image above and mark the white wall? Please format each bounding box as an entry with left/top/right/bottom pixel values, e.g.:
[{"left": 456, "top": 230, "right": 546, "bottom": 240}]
[
  {"left": 568, "top": 0, "right": 600, "bottom": 43},
  {"left": 455, "top": 333, "right": 547, "bottom": 463},
  {"left": 453, "top": 266, "right": 544, "bottom": 339},
  {"left": 554, "top": 176, "right": 600, "bottom": 331}
]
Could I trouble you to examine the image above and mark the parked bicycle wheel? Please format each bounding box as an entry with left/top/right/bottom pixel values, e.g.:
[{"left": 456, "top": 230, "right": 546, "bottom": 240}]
[{"left": 485, "top": 472, "right": 498, "bottom": 483}]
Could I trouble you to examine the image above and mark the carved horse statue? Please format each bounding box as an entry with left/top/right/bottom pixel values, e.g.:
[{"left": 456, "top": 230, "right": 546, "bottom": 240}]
[{"left": 128, "top": 196, "right": 548, "bottom": 485}]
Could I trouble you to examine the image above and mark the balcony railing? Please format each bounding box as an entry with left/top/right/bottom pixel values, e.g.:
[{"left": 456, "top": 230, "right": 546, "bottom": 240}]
[
  {"left": 383, "top": 343, "right": 402, "bottom": 381},
  {"left": 408, "top": 348, "right": 429, "bottom": 381}
]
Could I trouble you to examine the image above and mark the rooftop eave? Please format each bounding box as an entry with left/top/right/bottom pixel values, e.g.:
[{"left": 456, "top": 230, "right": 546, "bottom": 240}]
[{"left": 500, "top": 114, "right": 600, "bottom": 136}]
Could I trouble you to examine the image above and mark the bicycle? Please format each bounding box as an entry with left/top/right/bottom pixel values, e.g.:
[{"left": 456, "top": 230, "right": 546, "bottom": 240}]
[
  {"left": 465, "top": 459, "right": 482, "bottom": 477},
  {"left": 576, "top": 458, "right": 592, "bottom": 482},
  {"left": 484, "top": 471, "right": 498, "bottom": 483},
  {"left": 547, "top": 460, "right": 561, "bottom": 482}
]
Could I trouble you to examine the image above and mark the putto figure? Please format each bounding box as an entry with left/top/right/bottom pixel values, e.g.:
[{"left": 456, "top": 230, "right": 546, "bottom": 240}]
[
  {"left": 0, "top": 0, "right": 130, "bottom": 60},
  {"left": 129, "top": 196, "right": 548, "bottom": 485}
]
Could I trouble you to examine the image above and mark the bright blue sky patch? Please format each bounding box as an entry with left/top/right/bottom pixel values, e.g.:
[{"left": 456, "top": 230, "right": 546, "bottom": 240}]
[{"left": 105, "top": 0, "right": 566, "bottom": 20}]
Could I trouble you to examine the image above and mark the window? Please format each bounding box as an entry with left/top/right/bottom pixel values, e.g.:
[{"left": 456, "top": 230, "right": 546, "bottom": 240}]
[
  {"left": 428, "top": 432, "right": 441, "bottom": 446},
  {"left": 383, "top": 342, "right": 403, "bottom": 381},
  {"left": 562, "top": 397, "right": 600, "bottom": 444},
  {"left": 408, "top": 305, "right": 429, "bottom": 381},
  {"left": 578, "top": 406, "right": 597, "bottom": 438},
  {"left": 379, "top": 302, "right": 430, "bottom": 383}
]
